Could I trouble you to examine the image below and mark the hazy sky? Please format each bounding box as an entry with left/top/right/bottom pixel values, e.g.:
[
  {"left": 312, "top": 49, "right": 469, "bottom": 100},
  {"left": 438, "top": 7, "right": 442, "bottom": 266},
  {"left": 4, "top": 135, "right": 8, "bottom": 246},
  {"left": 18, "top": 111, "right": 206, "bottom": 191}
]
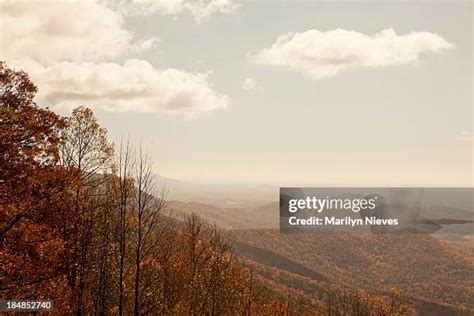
[{"left": 1, "top": 1, "right": 472, "bottom": 186}]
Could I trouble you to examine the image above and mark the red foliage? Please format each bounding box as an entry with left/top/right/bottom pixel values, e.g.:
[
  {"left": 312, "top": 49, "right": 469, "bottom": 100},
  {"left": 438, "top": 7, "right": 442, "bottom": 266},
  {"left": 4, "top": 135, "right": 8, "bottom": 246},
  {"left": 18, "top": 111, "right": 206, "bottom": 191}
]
[{"left": 0, "top": 61, "right": 80, "bottom": 308}]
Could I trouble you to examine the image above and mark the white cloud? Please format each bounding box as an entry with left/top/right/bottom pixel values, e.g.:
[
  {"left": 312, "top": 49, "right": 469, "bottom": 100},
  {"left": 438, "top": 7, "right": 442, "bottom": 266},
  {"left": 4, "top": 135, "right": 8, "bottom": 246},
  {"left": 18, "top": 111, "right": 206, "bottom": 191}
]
[
  {"left": 0, "top": 1, "right": 153, "bottom": 65},
  {"left": 11, "top": 59, "right": 228, "bottom": 119},
  {"left": 242, "top": 77, "right": 263, "bottom": 92},
  {"left": 184, "top": 0, "right": 240, "bottom": 23},
  {"left": 0, "top": 0, "right": 229, "bottom": 118},
  {"left": 105, "top": 0, "right": 184, "bottom": 16},
  {"left": 256, "top": 28, "right": 454, "bottom": 79},
  {"left": 106, "top": 0, "right": 240, "bottom": 23}
]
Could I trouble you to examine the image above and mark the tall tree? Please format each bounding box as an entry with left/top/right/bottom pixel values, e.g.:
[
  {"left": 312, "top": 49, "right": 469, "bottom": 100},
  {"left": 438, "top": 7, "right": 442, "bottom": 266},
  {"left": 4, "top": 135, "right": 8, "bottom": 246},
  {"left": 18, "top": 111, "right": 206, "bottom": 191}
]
[
  {"left": 132, "top": 144, "right": 167, "bottom": 315},
  {"left": 58, "top": 106, "right": 113, "bottom": 315},
  {"left": 114, "top": 139, "right": 134, "bottom": 316},
  {"left": 0, "top": 61, "right": 79, "bottom": 309},
  {"left": 60, "top": 106, "right": 113, "bottom": 184}
]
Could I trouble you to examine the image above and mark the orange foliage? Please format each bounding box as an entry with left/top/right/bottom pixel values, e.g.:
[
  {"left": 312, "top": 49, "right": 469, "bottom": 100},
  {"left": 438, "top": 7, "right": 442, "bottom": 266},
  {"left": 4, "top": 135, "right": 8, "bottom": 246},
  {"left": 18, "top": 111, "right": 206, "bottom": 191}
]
[{"left": 0, "top": 61, "right": 80, "bottom": 311}]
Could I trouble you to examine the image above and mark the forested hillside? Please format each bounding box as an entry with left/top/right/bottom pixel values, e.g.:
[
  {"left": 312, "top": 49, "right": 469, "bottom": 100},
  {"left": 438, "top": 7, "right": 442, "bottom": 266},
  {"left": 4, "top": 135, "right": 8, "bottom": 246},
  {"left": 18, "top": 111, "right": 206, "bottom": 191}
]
[
  {"left": 1, "top": 62, "right": 413, "bottom": 315},
  {"left": 0, "top": 62, "right": 277, "bottom": 314},
  {"left": 230, "top": 229, "right": 474, "bottom": 315}
]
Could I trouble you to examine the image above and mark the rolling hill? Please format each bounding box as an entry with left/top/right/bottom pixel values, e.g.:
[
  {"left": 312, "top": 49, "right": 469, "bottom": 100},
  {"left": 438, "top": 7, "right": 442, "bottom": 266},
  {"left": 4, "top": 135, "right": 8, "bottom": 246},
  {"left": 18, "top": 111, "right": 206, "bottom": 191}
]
[{"left": 229, "top": 229, "right": 474, "bottom": 315}]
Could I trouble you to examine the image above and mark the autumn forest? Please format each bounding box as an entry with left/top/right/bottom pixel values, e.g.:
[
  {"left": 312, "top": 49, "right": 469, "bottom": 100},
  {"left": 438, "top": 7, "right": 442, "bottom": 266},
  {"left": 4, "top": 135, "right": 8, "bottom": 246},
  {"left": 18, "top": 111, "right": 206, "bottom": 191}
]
[{"left": 2, "top": 59, "right": 474, "bottom": 316}]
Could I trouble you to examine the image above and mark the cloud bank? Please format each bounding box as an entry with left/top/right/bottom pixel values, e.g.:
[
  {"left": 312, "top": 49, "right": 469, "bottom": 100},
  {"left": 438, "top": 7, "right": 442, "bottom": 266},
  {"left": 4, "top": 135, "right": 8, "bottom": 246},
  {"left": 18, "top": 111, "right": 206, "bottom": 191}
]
[
  {"left": 0, "top": 1, "right": 155, "bottom": 64},
  {"left": 0, "top": 0, "right": 230, "bottom": 118},
  {"left": 16, "top": 59, "right": 228, "bottom": 119},
  {"left": 256, "top": 28, "right": 453, "bottom": 79}
]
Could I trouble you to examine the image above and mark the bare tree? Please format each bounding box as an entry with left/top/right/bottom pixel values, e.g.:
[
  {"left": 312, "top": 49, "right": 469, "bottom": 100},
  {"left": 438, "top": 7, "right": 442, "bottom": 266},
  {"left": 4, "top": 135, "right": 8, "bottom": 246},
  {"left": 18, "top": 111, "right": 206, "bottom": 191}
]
[
  {"left": 92, "top": 179, "right": 117, "bottom": 315},
  {"left": 132, "top": 143, "right": 167, "bottom": 316},
  {"left": 114, "top": 138, "right": 134, "bottom": 316}
]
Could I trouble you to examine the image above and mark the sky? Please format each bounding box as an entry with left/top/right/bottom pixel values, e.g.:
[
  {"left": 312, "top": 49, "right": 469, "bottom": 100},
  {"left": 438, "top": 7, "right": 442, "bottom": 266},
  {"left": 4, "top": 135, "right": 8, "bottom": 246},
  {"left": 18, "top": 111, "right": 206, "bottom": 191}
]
[{"left": 1, "top": 0, "right": 472, "bottom": 186}]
